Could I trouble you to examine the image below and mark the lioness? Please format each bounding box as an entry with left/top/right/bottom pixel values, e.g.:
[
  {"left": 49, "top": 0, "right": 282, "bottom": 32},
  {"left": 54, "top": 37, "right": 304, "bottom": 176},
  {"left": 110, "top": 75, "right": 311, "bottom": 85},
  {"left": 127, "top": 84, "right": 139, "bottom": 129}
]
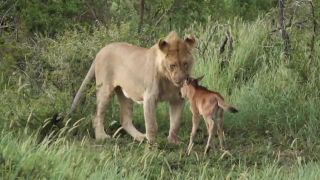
[
  {"left": 70, "top": 32, "right": 196, "bottom": 143},
  {"left": 180, "top": 76, "right": 238, "bottom": 154}
]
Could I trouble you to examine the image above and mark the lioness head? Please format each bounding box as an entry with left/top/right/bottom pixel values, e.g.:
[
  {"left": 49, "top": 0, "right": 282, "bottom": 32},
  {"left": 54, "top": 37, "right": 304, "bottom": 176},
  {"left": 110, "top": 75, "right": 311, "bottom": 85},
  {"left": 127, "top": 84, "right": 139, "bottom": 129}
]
[{"left": 158, "top": 31, "right": 196, "bottom": 87}]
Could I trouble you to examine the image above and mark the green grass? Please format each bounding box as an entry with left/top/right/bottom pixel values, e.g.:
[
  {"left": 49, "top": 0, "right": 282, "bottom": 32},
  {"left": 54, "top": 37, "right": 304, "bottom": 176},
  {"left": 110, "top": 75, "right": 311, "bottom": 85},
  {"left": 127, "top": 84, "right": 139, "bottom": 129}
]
[
  {"left": 1, "top": 128, "right": 320, "bottom": 179},
  {"left": 1, "top": 16, "right": 320, "bottom": 179}
]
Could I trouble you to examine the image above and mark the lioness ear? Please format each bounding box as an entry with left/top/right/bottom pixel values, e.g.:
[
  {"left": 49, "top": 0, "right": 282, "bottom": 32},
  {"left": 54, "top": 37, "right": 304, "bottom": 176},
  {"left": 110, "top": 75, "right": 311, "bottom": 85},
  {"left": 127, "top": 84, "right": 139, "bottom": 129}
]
[
  {"left": 185, "top": 35, "right": 196, "bottom": 49},
  {"left": 196, "top": 75, "right": 204, "bottom": 82},
  {"left": 158, "top": 39, "right": 169, "bottom": 53}
]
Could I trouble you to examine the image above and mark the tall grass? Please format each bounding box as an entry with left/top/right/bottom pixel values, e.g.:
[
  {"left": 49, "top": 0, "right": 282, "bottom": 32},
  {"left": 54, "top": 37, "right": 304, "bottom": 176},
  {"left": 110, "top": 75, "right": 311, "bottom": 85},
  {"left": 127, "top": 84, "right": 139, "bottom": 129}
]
[
  {"left": 1, "top": 130, "right": 320, "bottom": 179},
  {"left": 0, "top": 16, "right": 320, "bottom": 179}
]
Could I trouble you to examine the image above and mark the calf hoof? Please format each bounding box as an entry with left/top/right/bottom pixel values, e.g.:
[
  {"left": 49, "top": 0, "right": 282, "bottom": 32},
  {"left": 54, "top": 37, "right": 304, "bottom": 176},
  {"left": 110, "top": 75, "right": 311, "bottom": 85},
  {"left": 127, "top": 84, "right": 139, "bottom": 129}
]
[
  {"left": 187, "top": 143, "right": 194, "bottom": 156},
  {"left": 204, "top": 145, "right": 214, "bottom": 155}
]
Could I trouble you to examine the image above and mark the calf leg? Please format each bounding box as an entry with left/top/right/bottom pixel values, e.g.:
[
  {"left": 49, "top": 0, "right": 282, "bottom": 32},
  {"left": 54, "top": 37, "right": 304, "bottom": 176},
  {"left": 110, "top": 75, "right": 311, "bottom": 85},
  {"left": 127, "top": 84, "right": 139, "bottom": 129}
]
[
  {"left": 204, "top": 116, "right": 214, "bottom": 155},
  {"left": 216, "top": 109, "right": 225, "bottom": 150}
]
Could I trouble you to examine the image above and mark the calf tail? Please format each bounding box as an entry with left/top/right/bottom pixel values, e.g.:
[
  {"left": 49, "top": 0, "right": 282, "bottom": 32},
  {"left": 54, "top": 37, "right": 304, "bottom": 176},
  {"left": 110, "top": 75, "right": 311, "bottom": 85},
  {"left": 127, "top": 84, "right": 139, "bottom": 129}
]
[{"left": 216, "top": 96, "right": 238, "bottom": 113}]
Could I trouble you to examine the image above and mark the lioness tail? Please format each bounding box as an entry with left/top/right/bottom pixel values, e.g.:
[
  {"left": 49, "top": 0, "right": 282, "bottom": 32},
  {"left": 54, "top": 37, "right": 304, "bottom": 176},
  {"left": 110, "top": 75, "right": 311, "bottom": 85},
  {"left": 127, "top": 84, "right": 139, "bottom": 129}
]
[{"left": 70, "top": 61, "right": 95, "bottom": 114}]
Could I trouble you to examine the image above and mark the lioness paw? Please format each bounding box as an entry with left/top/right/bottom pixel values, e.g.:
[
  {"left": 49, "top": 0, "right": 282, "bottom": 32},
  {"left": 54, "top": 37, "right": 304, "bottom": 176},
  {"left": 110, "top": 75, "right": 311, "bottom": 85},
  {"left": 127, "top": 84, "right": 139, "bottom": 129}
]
[
  {"left": 134, "top": 134, "right": 146, "bottom": 143},
  {"left": 95, "top": 131, "right": 111, "bottom": 142},
  {"left": 168, "top": 135, "right": 182, "bottom": 145}
]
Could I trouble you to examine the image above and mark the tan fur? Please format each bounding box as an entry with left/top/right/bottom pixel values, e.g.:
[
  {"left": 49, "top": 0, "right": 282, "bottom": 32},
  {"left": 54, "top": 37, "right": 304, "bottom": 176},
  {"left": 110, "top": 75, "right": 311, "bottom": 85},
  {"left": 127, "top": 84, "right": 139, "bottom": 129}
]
[
  {"left": 70, "top": 31, "right": 196, "bottom": 143},
  {"left": 180, "top": 77, "right": 238, "bottom": 154}
]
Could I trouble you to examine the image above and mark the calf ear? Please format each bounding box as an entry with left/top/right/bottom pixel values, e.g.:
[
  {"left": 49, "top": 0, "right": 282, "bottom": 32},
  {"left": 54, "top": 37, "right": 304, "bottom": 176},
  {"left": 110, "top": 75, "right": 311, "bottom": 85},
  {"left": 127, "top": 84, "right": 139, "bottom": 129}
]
[
  {"left": 158, "top": 39, "right": 169, "bottom": 53},
  {"left": 186, "top": 77, "right": 192, "bottom": 85},
  {"left": 196, "top": 75, "right": 204, "bottom": 82},
  {"left": 185, "top": 35, "right": 196, "bottom": 49}
]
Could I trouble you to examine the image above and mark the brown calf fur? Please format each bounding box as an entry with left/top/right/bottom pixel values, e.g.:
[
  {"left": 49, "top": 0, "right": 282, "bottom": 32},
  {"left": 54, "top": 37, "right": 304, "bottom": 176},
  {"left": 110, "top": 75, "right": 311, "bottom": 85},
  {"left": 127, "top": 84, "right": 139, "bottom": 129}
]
[{"left": 180, "top": 76, "right": 238, "bottom": 154}]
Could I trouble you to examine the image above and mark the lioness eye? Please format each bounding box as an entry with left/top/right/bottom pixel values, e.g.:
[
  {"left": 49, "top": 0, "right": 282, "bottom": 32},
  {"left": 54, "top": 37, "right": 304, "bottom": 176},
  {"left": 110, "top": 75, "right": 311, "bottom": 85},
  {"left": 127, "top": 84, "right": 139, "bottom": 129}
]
[
  {"left": 170, "top": 64, "right": 176, "bottom": 70},
  {"left": 183, "top": 62, "right": 188, "bottom": 69}
]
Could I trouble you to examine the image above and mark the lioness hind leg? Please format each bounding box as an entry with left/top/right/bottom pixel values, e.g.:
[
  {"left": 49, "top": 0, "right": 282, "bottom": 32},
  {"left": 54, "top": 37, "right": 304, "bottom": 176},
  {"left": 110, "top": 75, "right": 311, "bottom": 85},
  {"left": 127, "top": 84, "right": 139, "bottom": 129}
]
[
  {"left": 116, "top": 88, "right": 145, "bottom": 142},
  {"left": 94, "top": 84, "right": 113, "bottom": 141}
]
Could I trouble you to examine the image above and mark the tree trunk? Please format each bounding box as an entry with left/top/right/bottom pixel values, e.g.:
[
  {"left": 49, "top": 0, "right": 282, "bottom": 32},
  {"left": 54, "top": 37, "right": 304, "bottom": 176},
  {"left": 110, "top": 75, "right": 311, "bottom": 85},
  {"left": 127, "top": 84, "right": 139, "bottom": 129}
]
[
  {"left": 309, "top": 1, "right": 317, "bottom": 60},
  {"left": 278, "top": 0, "right": 290, "bottom": 58},
  {"left": 138, "top": 0, "right": 145, "bottom": 33}
]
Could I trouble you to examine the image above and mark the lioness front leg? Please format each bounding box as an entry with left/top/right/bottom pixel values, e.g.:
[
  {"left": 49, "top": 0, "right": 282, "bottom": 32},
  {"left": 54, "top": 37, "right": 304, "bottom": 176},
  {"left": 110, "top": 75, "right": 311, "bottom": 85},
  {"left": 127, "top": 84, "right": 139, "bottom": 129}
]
[
  {"left": 143, "top": 96, "right": 158, "bottom": 143},
  {"left": 168, "top": 100, "right": 184, "bottom": 144}
]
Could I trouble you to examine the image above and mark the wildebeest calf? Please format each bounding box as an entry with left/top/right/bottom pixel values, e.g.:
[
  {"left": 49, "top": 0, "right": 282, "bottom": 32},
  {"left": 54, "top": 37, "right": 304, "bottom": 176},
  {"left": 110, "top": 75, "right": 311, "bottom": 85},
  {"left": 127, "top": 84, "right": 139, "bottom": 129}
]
[{"left": 180, "top": 76, "right": 238, "bottom": 154}]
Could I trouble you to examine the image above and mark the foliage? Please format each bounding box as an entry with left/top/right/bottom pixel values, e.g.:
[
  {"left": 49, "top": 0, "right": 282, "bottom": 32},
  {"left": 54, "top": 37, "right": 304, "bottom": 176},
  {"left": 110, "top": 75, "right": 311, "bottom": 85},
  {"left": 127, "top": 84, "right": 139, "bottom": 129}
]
[{"left": 1, "top": 0, "right": 280, "bottom": 37}]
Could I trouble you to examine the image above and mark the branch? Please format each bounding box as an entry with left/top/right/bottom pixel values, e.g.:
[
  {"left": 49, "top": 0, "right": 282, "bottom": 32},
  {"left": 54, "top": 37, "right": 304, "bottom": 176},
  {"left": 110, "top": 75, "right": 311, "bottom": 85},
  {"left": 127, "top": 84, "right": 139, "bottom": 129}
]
[
  {"left": 219, "top": 35, "right": 228, "bottom": 54},
  {"left": 154, "top": 3, "right": 175, "bottom": 27},
  {"left": 0, "top": 2, "right": 15, "bottom": 35},
  {"left": 270, "top": 20, "right": 308, "bottom": 33},
  {"left": 154, "top": 11, "right": 167, "bottom": 27},
  {"left": 219, "top": 30, "right": 233, "bottom": 56},
  {"left": 201, "top": 26, "right": 217, "bottom": 56},
  {"left": 0, "top": 24, "right": 14, "bottom": 29},
  {"left": 227, "top": 30, "right": 233, "bottom": 57},
  {"left": 85, "top": 1, "right": 98, "bottom": 21}
]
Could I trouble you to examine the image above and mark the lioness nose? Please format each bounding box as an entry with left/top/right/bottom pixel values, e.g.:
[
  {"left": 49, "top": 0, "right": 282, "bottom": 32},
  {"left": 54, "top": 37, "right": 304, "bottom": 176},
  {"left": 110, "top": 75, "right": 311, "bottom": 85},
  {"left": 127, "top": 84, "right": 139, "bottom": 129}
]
[
  {"left": 174, "top": 80, "right": 182, "bottom": 85},
  {"left": 174, "top": 72, "right": 187, "bottom": 85},
  {"left": 178, "top": 75, "right": 188, "bottom": 83}
]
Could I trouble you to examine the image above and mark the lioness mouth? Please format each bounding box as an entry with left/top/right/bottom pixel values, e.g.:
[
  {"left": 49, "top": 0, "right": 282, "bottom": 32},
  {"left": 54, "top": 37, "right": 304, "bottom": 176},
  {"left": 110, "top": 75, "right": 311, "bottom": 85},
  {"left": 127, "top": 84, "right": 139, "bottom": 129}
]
[{"left": 174, "top": 81, "right": 183, "bottom": 87}]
